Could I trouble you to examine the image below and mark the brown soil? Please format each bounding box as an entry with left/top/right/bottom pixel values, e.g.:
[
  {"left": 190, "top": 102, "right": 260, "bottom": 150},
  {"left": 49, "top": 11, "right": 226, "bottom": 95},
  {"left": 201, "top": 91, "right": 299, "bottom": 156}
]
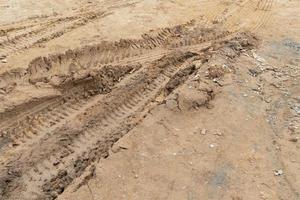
[{"left": 0, "top": 0, "right": 299, "bottom": 200}]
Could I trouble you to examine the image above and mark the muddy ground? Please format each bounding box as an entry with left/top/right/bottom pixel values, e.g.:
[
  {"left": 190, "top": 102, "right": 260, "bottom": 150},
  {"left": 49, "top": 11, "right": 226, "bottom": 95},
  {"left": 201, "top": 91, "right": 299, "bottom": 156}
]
[{"left": 0, "top": 0, "right": 299, "bottom": 199}]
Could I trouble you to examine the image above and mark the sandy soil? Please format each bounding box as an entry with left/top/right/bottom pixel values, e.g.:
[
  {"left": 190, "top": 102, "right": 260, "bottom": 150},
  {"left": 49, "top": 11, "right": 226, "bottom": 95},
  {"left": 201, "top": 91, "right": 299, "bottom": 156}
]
[{"left": 0, "top": 0, "right": 299, "bottom": 200}]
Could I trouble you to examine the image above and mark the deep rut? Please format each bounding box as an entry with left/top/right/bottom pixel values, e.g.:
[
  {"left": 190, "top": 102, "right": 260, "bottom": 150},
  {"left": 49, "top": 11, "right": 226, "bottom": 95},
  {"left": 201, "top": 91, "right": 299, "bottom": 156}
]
[{"left": 0, "top": 51, "right": 199, "bottom": 200}]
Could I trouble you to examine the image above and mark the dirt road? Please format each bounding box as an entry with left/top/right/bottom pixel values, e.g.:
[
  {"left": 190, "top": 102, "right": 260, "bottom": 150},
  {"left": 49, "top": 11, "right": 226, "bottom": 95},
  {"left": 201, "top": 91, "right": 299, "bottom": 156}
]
[{"left": 0, "top": 0, "right": 299, "bottom": 199}]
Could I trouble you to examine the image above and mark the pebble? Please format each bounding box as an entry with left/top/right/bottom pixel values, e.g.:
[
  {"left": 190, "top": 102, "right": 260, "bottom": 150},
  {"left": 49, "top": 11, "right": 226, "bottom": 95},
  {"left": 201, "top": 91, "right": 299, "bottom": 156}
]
[{"left": 274, "top": 169, "right": 283, "bottom": 176}]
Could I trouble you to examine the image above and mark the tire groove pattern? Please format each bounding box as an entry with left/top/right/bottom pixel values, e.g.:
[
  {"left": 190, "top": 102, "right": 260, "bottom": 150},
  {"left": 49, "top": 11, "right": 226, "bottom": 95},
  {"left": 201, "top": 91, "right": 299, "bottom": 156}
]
[
  {"left": 0, "top": 1, "right": 137, "bottom": 56},
  {"left": 3, "top": 53, "right": 197, "bottom": 200},
  {"left": 0, "top": 65, "right": 138, "bottom": 153}
]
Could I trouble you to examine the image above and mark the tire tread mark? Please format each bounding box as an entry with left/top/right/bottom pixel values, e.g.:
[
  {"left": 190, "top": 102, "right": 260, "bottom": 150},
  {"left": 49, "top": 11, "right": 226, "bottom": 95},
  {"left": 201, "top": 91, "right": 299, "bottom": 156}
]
[{"left": 19, "top": 55, "right": 193, "bottom": 199}]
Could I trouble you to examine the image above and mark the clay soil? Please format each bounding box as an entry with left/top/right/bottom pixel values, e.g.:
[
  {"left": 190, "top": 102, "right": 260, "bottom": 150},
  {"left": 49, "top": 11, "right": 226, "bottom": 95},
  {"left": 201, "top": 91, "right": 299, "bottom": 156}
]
[{"left": 0, "top": 0, "right": 299, "bottom": 199}]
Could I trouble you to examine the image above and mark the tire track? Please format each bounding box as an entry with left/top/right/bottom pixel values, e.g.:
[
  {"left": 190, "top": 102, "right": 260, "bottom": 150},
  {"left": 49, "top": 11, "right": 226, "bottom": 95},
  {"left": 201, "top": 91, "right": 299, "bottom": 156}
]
[
  {"left": 0, "top": 1, "right": 278, "bottom": 199},
  {"left": 0, "top": 64, "right": 139, "bottom": 156},
  {"left": 0, "top": 12, "right": 105, "bottom": 56},
  {"left": 219, "top": 0, "right": 275, "bottom": 33},
  {"left": 221, "top": 0, "right": 256, "bottom": 31},
  {"left": 0, "top": 21, "right": 225, "bottom": 89},
  {"left": 0, "top": 29, "right": 258, "bottom": 199},
  {"left": 0, "top": 25, "right": 233, "bottom": 151},
  {"left": 0, "top": 0, "right": 137, "bottom": 56},
  {"left": 0, "top": 0, "right": 274, "bottom": 58},
  {"left": 0, "top": 28, "right": 232, "bottom": 165},
  {"left": 27, "top": 75, "right": 169, "bottom": 199},
  {"left": 1, "top": 22, "right": 230, "bottom": 152},
  {"left": 1, "top": 51, "right": 198, "bottom": 200},
  {"left": 251, "top": 0, "right": 275, "bottom": 32}
]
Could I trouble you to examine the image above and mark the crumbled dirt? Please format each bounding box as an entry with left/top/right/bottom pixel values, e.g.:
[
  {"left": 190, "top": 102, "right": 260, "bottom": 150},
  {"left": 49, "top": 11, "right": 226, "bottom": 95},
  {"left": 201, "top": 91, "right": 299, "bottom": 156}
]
[{"left": 0, "top": 0, "right": 299, "bottom": 200}]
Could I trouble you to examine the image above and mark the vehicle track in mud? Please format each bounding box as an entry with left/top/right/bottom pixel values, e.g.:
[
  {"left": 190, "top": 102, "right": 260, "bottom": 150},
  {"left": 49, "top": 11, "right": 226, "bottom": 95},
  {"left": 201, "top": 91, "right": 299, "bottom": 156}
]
[
  {"left": 0, "top": 0, "right": 137, "bottom": 56},
  {"left": 0, "top": 0, "right": 274, "bottom": 58},
  {"left": 0, "top": 27, "right": 260, "bottom": 199},
  {"left": 0, "top": 31, "right": 232, "bottom": 193},
  {"left": 0, "top": 21, "right": 231, "bottom": 95},
  {"left": 0, "top": 21, "right": 228, "bottom": 154},
  {"left": 0, "top": 1, "right": 276, "bottom": 199},
  {"left": 24, "top": 53, "right": 198, "bottom": 200},
  {"left": 0, "top": 64, "right": 139, "bottom": 150},
  {"left": 0, "top": 25, "right": 256, "bottom": 200},
  {"left": 251, "top": 0, "right": 275, "bottom": 31},
  {"left": 0, "top": 1, "right": 272, "bottom": 172},
  {"left": 0, "top": 48, "right": 201, "bottom": 199},
  {"left": 219, "top": 0, "right": 275, "bottom": 32}
]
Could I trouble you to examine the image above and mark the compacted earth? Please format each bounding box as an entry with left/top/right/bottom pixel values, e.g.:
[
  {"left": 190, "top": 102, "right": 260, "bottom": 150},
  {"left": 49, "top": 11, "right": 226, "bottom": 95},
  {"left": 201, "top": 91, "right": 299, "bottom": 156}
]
[{"left": 0, "top": 0, "right": 299, "bottom": 199}]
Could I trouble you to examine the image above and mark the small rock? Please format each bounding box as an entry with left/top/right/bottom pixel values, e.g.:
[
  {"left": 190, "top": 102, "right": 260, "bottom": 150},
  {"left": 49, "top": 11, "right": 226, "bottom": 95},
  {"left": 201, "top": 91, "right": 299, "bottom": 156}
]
[
  {"left": 53, "top": 160, "right": 60, "bottom": 166},
  {"left": 274, "top": 169, "right": 283, "bottom": 176},
  {"left": 134, "top": 174, "right": 139, "bottom": 179},
  {"left": 201, "top": 129, "right": 207, "bottom": 135},
  {"left": 209, "top": 144, "right": 216, "bottom": 148}
]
